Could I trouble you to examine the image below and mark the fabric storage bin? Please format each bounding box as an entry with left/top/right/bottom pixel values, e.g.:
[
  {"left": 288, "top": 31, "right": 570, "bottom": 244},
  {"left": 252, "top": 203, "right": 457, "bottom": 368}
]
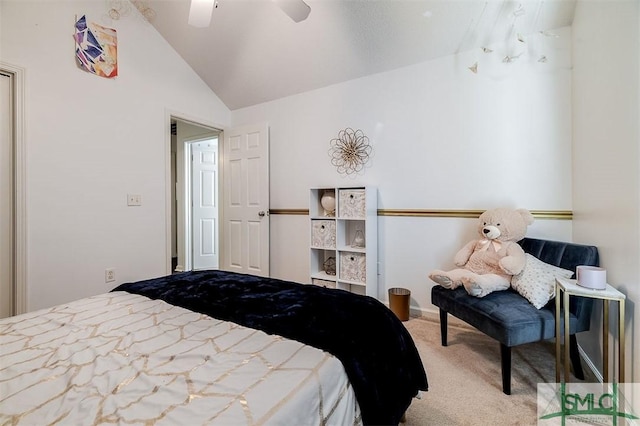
[
  {"left": 339, "top": 252, "right": 366, "bottom": 283},
  {"left": 339, "top": 189, "right": 366, "bottom": 218},
  {"left": 312, "top": 279, "right": 336, "bottom": 289},
  {"left": 311, "top": 220, "right": 336, "bottom": 248}
]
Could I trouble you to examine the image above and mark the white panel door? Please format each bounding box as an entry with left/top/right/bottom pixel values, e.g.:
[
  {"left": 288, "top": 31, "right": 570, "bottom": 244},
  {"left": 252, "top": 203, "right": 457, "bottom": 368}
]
[
  {"left": 0, "top": 73, "right": 13, "bottom": 319},
  {"left": 222, "top": 123, "right": 269, "bottom": 276},
  {"left": 192, "top": 140, "right": 219, "bottom": 270}
]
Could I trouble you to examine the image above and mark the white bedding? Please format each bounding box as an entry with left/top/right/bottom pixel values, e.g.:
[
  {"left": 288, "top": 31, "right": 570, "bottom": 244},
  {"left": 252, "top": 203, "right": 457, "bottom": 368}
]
[{"left": 0, "top": 291, "right": 361, "bottom": 425}]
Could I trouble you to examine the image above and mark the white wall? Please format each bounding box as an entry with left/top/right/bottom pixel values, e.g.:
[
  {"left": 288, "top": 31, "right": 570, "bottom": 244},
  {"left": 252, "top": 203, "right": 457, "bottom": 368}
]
[
  {"left": 572, "top": 0, "right": 639, "bottom": 384},
  {"left": 232, "top": 27, "right": 575, "bottom": 312},
  {"left": 4, "top": 0, "right": 635, "bottom": 388},
  {"left": 0, "top": 0, "right": 230, "bottom": 310}
]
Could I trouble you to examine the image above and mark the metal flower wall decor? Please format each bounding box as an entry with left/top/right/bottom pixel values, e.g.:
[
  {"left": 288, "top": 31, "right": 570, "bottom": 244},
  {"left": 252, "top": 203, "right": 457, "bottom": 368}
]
[{"left": 329, "top": 128, "right": 372, "bottom": 175}]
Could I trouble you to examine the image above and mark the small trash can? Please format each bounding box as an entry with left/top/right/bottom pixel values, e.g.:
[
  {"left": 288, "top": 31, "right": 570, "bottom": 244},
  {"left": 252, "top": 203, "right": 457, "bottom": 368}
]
[{"left": 388, "top": 287, "right": 411, "bottom": 321}]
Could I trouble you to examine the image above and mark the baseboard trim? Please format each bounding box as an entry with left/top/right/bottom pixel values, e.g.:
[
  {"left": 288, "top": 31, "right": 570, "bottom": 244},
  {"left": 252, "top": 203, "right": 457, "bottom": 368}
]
[
  {"left": 401, "top": 304, "right": 476, "bottom": 330},
  {"left": 578, "top": 343, "right": 603, "bottom": 383}
]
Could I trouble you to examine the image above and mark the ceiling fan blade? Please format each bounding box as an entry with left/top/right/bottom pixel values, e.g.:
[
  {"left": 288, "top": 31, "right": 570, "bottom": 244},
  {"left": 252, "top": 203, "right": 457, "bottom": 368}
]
[
  {"left": 273, "top": 0, "right": 311, "bottom": 23},
  {"left": 188, "top": 0, "right": 215, "bottom": 28}
]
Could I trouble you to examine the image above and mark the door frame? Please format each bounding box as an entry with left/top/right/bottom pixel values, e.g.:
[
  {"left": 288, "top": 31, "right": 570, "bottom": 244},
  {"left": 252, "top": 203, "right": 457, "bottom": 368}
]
[
  {"left": 164, "top": 110, "right": 224, "bottom": 275},
  {"left": 183, "top": 136, "right": 220, "bottom": 271},
  {"left": 1, "top": 62, "right": 26, "bottom": 315}
]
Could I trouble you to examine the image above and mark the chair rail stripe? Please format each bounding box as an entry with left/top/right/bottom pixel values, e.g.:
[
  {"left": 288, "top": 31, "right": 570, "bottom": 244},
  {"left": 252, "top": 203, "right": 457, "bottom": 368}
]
[{"left": 269, "top": 209, "right": 572, "bottom": 220}]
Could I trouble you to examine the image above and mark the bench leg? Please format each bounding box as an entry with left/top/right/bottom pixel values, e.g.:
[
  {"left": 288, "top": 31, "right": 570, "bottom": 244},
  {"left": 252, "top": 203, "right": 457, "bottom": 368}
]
[
  {"left": 439, "top": 309, "right": 448, "bottom": 346},
  {"left": 500, "top": 344, "right": 511, "bottom": 395},
  {"left": 570, "top": 334, "right": 585, "bottom": 380}
]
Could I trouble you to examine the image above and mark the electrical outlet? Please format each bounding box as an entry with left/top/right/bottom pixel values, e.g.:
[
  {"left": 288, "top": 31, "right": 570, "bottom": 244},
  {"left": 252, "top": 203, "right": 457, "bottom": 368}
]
[
  {"left": 105, "top": 268, "right": 115, "bottom": 283},
  {"left": 127, "top": 194, "right": 142, "bottom": 206}
]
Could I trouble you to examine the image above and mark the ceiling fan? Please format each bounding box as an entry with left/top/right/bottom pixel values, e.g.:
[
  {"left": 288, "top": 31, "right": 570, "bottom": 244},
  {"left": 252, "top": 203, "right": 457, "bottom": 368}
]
[{"left": 188, "top": 0, "right": 311, "bottom": 27}]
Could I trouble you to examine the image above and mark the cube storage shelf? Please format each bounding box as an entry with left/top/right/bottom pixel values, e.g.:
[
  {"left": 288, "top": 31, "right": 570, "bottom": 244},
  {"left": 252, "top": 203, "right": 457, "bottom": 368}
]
[{"left": 309, "top": 186, "right": 377, "bottom": 297}]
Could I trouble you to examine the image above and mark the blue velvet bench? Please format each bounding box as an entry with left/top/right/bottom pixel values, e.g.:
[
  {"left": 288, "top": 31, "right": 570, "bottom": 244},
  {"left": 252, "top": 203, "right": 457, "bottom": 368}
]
[{"left": 431, "top": 237, "right": 599, "bottom": 394}]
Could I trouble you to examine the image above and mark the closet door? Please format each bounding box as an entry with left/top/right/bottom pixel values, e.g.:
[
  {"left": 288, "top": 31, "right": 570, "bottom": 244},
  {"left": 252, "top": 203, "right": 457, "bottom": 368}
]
[{"left": 0, "top": 72, "right": 14, "bottom": 318}]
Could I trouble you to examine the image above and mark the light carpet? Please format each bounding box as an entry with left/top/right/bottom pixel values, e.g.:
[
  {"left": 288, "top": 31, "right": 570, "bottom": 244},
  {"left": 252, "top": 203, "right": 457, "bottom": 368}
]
[{"left": 401, "top": 315, "right": 591, "bottom": 425}]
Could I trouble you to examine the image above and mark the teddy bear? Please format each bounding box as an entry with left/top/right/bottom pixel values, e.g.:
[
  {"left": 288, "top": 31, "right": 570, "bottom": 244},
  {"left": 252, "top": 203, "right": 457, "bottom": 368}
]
[{"left": 428, "top": 207, "right": 534, "bottom": 297}]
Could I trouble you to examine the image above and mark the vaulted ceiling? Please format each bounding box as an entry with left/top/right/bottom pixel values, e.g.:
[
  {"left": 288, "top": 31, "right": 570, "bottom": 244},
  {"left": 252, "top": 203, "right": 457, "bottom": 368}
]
[{"left": 144, "top": 0, "right": 576, "bottom": 110}]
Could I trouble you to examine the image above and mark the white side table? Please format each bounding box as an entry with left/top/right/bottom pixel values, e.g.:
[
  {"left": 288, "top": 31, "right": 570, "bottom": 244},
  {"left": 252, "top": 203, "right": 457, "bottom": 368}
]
[{"left": 555, "top": 277, "right": 626, "bottom": 383}]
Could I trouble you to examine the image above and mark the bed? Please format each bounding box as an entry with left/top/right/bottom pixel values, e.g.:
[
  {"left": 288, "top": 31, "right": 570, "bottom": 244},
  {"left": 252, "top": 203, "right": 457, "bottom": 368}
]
[{"left": 0, "top": 270, "right": 428, "bottom": 425}]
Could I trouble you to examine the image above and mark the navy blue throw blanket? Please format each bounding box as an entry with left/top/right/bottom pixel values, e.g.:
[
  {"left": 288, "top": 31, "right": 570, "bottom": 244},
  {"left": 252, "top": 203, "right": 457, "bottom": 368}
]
[{"left": 113, "top": 270, "right": 428, "bottom": 425}]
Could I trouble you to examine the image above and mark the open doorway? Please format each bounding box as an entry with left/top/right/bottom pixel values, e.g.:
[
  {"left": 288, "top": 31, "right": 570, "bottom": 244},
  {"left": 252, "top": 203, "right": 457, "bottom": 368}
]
[
  {"left": 170, "top": 117, "right": 222, "bottom": 273},
  {"left": 0, "top": 63, "right": 25, "bottom": 317},
  {"left": 1, "top": 71, "right": 14, "bottom": 318},
  {"left": 165, "top": 117, "right": 271, "bottom": 277}
]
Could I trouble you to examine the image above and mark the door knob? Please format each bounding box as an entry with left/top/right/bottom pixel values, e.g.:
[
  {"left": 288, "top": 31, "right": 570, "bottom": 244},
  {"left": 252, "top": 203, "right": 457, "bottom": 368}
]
[{"left": 258, "top": 210, "right": 267, "bottom": 217}]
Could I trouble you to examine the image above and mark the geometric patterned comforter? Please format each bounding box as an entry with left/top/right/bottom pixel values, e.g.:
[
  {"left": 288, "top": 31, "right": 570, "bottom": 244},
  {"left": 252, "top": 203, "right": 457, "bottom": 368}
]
[
  {"left": 0, "top": 292, "right": 361, "bottom": 425},
  {"left": 113, "top": 270, "right": 428, "bottom": 425}
]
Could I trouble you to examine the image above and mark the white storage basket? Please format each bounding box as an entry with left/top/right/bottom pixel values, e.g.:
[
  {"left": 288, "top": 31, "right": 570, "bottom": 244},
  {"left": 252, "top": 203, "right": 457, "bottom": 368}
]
[
  {"left": 312, "top": 279, "right": 336, "bottom": 289},
  {"left": 339, "top": 189, "right": 366, "bottom": 218},
  {"left": 339, "top": 252, "right": 366, "bottom": 283},
  {"left": 311, "top": 220, "right": 336, "bottom": 249}
]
